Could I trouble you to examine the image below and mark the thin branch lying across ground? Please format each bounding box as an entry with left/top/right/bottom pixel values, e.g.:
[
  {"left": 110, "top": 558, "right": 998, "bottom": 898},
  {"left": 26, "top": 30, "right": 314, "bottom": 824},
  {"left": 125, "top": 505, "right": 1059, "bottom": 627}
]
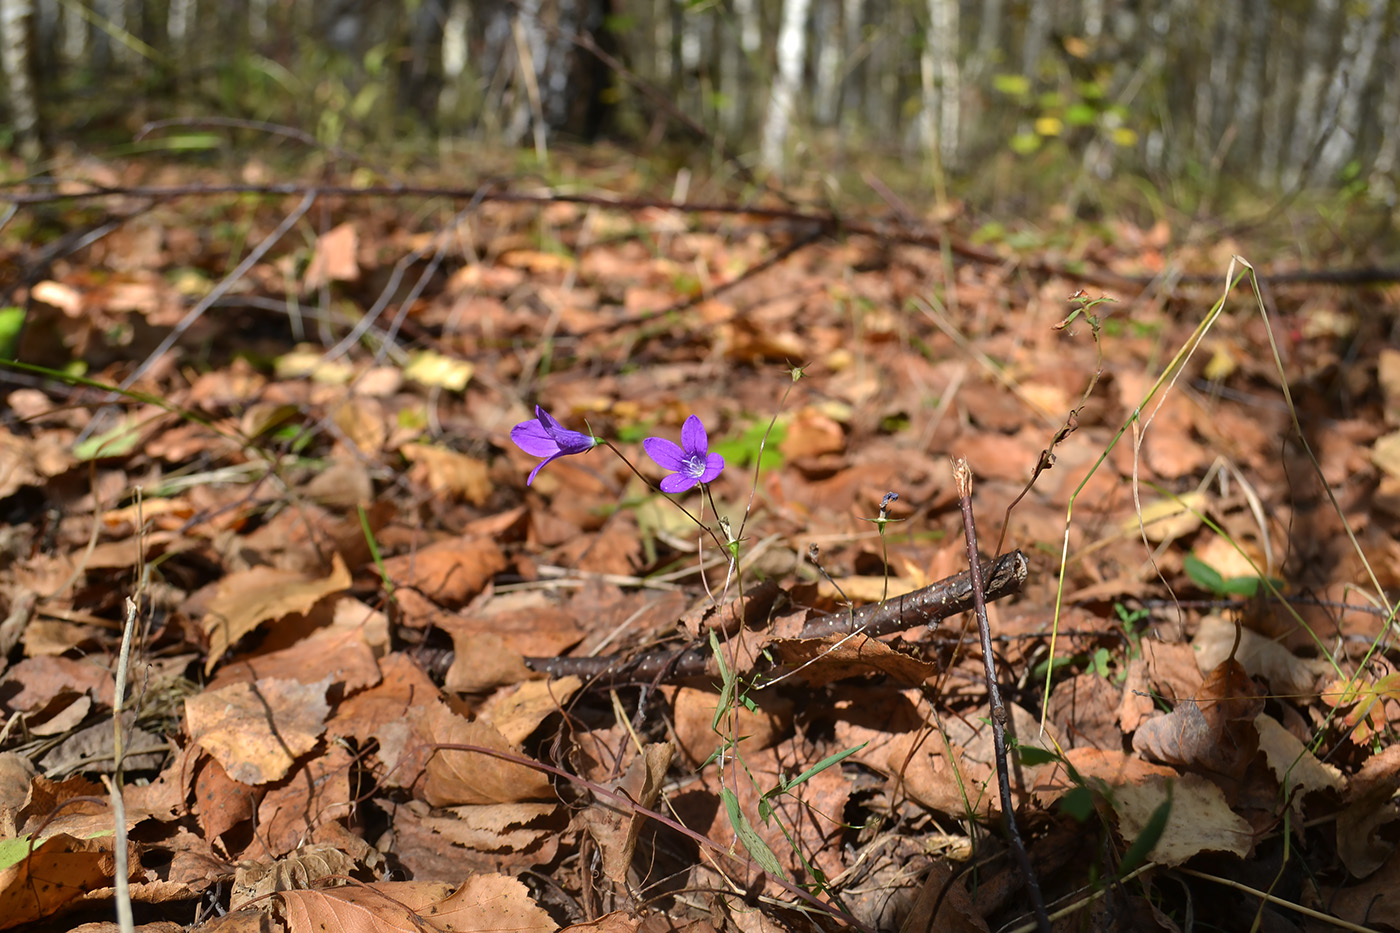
[{"left": 523, "top": 550, "right": 1028, "bottom": 682}]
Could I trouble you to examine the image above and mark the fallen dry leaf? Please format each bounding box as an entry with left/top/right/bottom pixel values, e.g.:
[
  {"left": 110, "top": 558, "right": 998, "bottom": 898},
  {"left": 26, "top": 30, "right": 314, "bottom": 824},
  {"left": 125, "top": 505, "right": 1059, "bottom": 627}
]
[
  {"left": 381, "top": 536, "right": 507, "bottom": 606},
  {"left": 185, "top": 678, "right": 330, "bottom": 785},
  {"left": 202, "top": 554, "right": 352, "bottom": 674},
  {"left": 416, "top": 701, "right": 554, "bottom": 806}
]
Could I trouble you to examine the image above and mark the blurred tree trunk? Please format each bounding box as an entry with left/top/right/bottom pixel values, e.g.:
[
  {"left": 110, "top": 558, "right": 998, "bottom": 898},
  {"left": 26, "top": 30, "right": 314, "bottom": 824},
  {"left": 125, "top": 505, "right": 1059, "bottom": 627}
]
[
  {"left": 439, "top": 0, "right": 471, "bottom": 124},
  {"left": 813, "top": 0, "right": 841, "bottom": 126},
  {"left": 760, "top": 0, "right": 810, "bottom": 173},
  {"left": 1313, "top": 0, "right": 1388, "bottom": 183},
  {"left": 0, "top": 0, "right": 42, "bottom": 161},
  {"left": 1284, "top": 0, "right": 1339, "bottom": 188},
  {"left": 919, "top": 0, "right": 960, "bottom": 171}
]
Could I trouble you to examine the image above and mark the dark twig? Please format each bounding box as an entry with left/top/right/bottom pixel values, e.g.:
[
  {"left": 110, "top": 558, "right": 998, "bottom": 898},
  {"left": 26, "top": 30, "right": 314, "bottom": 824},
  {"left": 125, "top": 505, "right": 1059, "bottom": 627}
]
[
  {"left": 523, "top": 550, "right": 1028, "bottom": 681},
  {"left": 953, "top": 458, "right": 1050, "bottom": 933}
]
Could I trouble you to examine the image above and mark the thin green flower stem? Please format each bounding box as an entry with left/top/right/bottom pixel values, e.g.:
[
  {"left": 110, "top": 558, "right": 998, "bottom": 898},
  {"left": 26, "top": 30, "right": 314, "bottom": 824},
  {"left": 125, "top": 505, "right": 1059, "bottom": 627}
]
[
  {"left": 735, "top": 367, "right": 802, "bottom": 545},
  {"left": 603, "top": 441, "right": 728, "bottom": 557}
]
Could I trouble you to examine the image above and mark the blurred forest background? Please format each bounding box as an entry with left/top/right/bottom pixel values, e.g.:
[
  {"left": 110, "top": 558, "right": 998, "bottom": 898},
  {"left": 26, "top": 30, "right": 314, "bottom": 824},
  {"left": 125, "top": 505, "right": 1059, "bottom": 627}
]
[{"left": 0, "top": 0, "right": 1397, "bottom": 228}]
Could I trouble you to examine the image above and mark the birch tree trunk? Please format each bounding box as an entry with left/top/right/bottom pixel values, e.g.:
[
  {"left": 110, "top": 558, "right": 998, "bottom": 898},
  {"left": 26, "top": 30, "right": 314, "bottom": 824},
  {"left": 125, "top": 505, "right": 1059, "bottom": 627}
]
[
  {"left": 1313, "top": 0, "right": 1387, "bottom": 182},
  {"left": 760, "top": 0, "right": 811, "bottom": 174},
  {"left": 1, "top": 0, "right": 41, "bottom": 161},
  {"left": 813, "top": 0, "right": 841, "bottom": 125},
  {"left": 439, "top": 0, "right": 470, "bottom": 123},
  {"left": 920, "top": 0, "right": 960, "bottom": 169},
  {"left": 1284, "top": 0, "right": 1339, "bottom": 187}
]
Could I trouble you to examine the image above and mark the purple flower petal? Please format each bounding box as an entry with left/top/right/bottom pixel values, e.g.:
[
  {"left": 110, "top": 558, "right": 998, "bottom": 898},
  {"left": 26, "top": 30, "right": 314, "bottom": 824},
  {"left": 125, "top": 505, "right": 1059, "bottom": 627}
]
[
  {"left": 680, "top": 414, "right": 708, "bottom": 455},
  {"left": 526, "top": 452, "right": 563, "bottom": 485},
  {"left": 511, "top": 405, "right": 598, "bottom": 484},
  {"left": 512, "top": 419, "right": 560, "bottom": 458},
  {"left": 659, "top": 472, "right": 700, "bottom": 494},
  {"left": 698, "top": 452, "right": 725, "bottom": 484},
  {"left": 643, "top": 436, "right": 687, "bottom": 472}
]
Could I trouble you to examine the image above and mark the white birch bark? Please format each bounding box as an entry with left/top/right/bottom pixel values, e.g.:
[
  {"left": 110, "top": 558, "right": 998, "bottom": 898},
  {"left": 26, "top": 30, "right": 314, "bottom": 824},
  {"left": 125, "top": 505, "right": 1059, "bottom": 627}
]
[
  {"left": 168, "top": 0, "right": 192, "bottom": 45},
  {"left": 1083, "top": 0, "right": 1104, "bottom": 39},
  {"left": 813, "top": 0, "right": 841, "bottom": 124},
  {"left": 1370, "top": 27, "right": 1400, "bottom": 195},
  {"left": 61, "top": 0, "right": 84, "bottom": 62},
  {"left": 760, "top": 0, "right": 811, "bottom": 174},
  {"left": 1283, "top": 0, "right": 1339, "bottom": 187},
  {"left": 920, "top": 0, "right": 960, "bottom": 167},
  {"left": 1, "top": 0, "right": 41, "bottom": 160},
  {"left": 1233, "top": 0, "right": 1268, "bottom": 161},
  {"left": 439, "top": 0, "right": 469, "bottom": 119},
  {"left": 1021, "top": 0, "right": 1051, "bottom": 79},
  {"left": 841, "top": 0, "right": 863, "bottom": 120},
  {"left": 735, "top": 0, "right": 760, "bottom": 55},
  {"left": 1313, "top": 0, "right": 1386, "bottom": 181}
]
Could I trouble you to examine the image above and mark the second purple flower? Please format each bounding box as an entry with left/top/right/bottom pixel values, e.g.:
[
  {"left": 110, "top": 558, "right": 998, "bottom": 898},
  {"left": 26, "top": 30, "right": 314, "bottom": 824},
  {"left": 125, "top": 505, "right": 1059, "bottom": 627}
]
[{"left": 644, "top": 414, "right": 725, "bottom": 494}]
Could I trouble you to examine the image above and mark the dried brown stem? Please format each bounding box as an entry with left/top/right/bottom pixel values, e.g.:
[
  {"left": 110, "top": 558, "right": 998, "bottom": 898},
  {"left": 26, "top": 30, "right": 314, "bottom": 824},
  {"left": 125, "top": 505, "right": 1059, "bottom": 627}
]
[{"left": 953, "top": 458, "right": 1050, "bottom": 933}]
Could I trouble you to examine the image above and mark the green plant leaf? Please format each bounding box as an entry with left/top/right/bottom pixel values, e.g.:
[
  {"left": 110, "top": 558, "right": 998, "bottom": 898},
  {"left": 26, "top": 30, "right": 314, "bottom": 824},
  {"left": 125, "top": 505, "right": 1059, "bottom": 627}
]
[
  {"left": 1059, "top": 785, "right": 1096, "bottom": 822},
  {"left": 1016, "top": 745, "right": 1061, "bottom": 768},
  {"left": 1183, "top": 552, "right": 1226, "bottom": 594},
  {"left": 721, "top": 787, "right": 789, "bottom": 880},
  {"left": 0, "top": 307, "right": 24, "bottom": 359},
  {"left": 771, "top": 741, "right": 868, "bottom": 796}
]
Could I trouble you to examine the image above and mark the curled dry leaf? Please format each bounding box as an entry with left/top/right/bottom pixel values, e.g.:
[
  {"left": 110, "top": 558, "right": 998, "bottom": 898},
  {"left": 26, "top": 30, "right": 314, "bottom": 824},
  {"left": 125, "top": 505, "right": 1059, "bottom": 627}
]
[
  {"left": 583, "top": 741, "right": 674, "bottom": 883},
  {"left": 1132, "top": 657, "right": 1263, "bottom": 777}
]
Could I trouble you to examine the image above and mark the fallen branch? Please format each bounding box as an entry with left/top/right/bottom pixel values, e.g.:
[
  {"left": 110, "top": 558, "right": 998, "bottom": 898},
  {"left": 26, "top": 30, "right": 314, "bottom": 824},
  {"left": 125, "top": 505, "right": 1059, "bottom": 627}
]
[{"left": 523, "top": 550, "right": 1028, "bottom": 683}]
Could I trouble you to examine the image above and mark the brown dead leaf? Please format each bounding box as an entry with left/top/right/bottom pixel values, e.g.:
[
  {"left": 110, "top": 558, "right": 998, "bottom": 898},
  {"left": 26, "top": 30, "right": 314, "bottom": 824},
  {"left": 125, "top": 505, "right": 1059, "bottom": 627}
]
[
  {"left": 185, "top": 678, "right": 330, "bottom": 785},
  {"left": 194, "top": 755, "right": 259, "bottom": 844},
  {"left": 417, "top": 801, "right": 560, "bottom": 854},
  {"left": 583, "top": 742, "right": 674, "bottom": 883},
  {"left": 416, "top": 701, "right": 554, "bottom": 806},
  {"left": 1111, "top": 772, "right": 1253, "bottom": 865},
  {"left": 780, "top": 407, "right": 845, "bottom": 459},
  {"left": 427, "top": 872, "right": 556, "bottom": 933},
  {"left": 381, "top": 536, "right": 507, "bottom": 606},
  {"left": 1329, "top": 841, "right": 1400, "bottom": 928},
  {"left": 563, "top": 912, "right": 640, "bottom": 933},
  {"left": 230, "top": 843, "right": 360, "bottom": 911},
  {"left": 480, "top": 676, "right": 583, "bottom": 745},
  {"left": 0, "top": 833, "right": 127, "bottom": 930},
  {"left": 206, "top": 620, "right": 381, "bottom": 694},
  {"left": 766, "top": 633, "right": 939, "bottom": 687},
  {"left": 1132, "top": 657, "right": 1263, "bottom": 776},
  {"left": 202, "top": 554, "right": 351, "bottom": 674},
  {"left": 670, "top": 686, "right": 793, "bottom": 767},
  {"left": 1336, "top": 744, "right": 1400, "bottom": 877},
  {"left": 303, "top": 222, "right": 359, "bottom": 290},
  {"left": 1193, "top": 613, "right": 1329, "bottom": 697},
  {"left": 0, "top": 655, "right": 115, "bottom": 712},
  {"left": 244, "top": 747, "right": 354, "bottom": 861},
  {"left": 899, "top": 859, "right": 990, "bottom": 933},
  {"left": 401, "top": 443, "right": 493, "bottom": 505}
]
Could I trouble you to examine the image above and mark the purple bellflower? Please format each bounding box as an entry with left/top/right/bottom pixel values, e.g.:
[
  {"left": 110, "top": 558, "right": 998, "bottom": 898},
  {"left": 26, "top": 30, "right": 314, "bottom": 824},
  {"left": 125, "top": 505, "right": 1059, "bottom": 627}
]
[
  {"left": 644, "top": 414, "right": 725, "bottom": 493},
  {"left": 511, "top": 405, "right": 601, "bottom": 485}
]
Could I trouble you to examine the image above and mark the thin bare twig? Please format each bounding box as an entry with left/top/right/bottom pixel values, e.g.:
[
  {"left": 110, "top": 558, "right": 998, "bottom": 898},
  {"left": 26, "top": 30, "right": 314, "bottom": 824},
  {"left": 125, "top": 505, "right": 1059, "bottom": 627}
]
[{"left": 953, "top": 458, "right": 1050, "bottom": 933}]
